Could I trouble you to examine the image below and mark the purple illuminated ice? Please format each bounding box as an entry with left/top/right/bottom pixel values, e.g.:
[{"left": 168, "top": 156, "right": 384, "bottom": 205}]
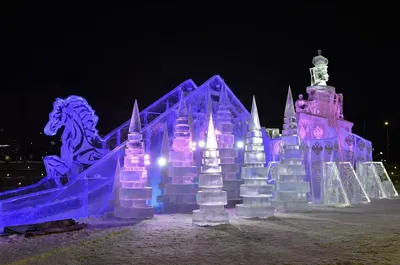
[
  {"left": 114, "top": 100, "right": 154, "bottom": 219},
  {"left": 161, "top": 91, "right": 198, "bottom": 212},
  {"left": 192, "top": 113, "right": 229, "bottom": 226}
]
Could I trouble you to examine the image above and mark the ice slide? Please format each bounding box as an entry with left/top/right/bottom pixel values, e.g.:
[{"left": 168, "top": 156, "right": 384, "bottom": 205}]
[{"left": 0, "top": 75, "right": 249, "bottom": 232}]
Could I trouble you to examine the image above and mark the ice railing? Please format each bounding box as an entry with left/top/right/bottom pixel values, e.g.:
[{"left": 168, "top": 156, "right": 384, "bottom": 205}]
[
  {"left": 101, "top": 75, "right": 250, "bottom": 152},
  {"left": 101, "top": 79, "right": 198, "bottom": 150}
]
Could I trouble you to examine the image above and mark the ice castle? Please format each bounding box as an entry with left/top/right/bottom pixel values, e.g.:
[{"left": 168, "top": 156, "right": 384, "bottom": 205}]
[{"left": 0, "top": 50, "right": 397, "bottom": 232}]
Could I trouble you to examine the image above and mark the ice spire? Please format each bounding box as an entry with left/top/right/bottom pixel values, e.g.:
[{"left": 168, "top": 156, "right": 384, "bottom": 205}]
[
  {"left": 284, "top": 86, "right": 296, "bottom": 118},
  {"left": 219, "top": 84, "right": 229, "bottom": 105},
  {"left": 205, "top": 113, "right": 218, "bottom": 149},
  {"left": 129, "top": 99, "right": 141, "bottom": 133},
  {"left": 111, "top": 159, "right": 121, "bottom": 204},
  {"left": 178, "top": 90, "right": 188, "bottom": 117},
  {"left": 249, "top": 96, "right": 261, "bottom": 130},
  {"left": 161, "top": 122, "right": 169, "bottom": 158}
]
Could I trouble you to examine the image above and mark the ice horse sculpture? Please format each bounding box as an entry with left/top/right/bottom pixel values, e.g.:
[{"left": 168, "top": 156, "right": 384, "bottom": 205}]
[
  {"left": 114, "top": 100, "right": 154, "bottom": 219},
  {"left": 215, "top": 84, "right": 242, "bottom": 206},
  {"left": 159, "top": 92, "right": 198, "bottom": 213},
  {"left": 273, "top": 87, "right": 310, "bottom": 212},
  {"left": 193, "top": 113, "right": 229, "bottom": 226},
  {"left": 43, "top": 96, "right": 108, "bottom": 184},
  {"left": 236, "top": 97, "right": 274, "bottom": 219}
]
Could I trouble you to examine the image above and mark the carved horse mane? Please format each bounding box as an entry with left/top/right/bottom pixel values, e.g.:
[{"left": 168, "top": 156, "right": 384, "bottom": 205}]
[{"left": 43, "top": 96, "right": 108, "bottom": 184}]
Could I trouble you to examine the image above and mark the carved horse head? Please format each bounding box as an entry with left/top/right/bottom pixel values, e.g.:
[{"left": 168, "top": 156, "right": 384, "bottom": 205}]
[
  {"left": 44, "top": 97, "right": 71, "bottom": 136},
  {"left": 44, "top": 96, "right": 100, "bottom": 141}
]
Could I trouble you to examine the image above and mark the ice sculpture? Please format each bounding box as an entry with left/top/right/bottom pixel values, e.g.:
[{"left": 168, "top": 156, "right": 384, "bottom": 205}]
[
  {"left": 215, "top": 85, "right": 242, "bottom": 206},
  {"left": 235, "top": 96, "right": 274, "bottom": 219},
  {"left": 114, "top": 100, "right": 154, "bottom": 219},
  {"left": 371, "top": 162, "right": 398, "bottom": 197},
  {"left": 322, "top": 162, "right": 350, "bottom": 206},
  {"left": 273, "top": 87, "right": 311, "bottom": 212},
  {"left": 337, "top": 162, "right": 370, "bottom": 204},
  {"left": 43, "top": 96, "right": 108, "bottom": 183},
  {"left": 357, "top": 162, "right": 398, "bottom": 199},
  {"left": 160, "top": 92, "right": 198, "bottom": 213},
  {"left": 192, "top": 113, "right": 229, "bottom": 226}
]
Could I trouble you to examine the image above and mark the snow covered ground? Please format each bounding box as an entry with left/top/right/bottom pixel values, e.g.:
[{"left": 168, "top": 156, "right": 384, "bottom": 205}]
[{"left": 1, "top": 198, "right": 400, "bottom": 265}]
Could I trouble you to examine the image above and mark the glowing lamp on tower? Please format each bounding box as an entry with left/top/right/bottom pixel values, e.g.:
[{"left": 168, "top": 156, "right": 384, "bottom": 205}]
[
  {"left": 157, "top": 157, "right": 167, "bottom": 167},
  {"left": 198, "top": 140, "right": 205, "bottom": 148}
]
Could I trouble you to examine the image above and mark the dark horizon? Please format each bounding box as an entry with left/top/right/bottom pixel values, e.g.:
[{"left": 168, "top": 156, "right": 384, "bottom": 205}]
[{"left": 0, "top": 2, "right": 398, "bottom": 161}]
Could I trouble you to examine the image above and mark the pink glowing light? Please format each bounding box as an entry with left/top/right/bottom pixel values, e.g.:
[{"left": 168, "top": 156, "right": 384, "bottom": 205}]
[{"left": 313, "top": 126, "right": 323, "bottom": 139}]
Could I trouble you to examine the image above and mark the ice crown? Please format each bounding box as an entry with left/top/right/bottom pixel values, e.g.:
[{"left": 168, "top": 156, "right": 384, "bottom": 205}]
[{"left": 312, "top": 50, "right": 328, "bottom": 66}]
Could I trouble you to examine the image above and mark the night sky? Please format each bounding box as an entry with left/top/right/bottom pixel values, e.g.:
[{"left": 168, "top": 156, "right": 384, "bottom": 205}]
[{"left": 0, "top": 2, "right": 398, "bottom": 161}]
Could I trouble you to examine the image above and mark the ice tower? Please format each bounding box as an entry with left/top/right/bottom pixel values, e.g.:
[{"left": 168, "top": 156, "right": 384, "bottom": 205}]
[
  {"left": 273, "top": 87, "right": 310, "bottom": 212},
  {"left": 192, "top": 113, "right": 229, "bottom": 226},
  {"left": 215, "top": 85, "right": 242, "bottom": 206},
  {"left": 235, "top": 97, "right": 274, "bottom": 219},
  {"left": 114, "top": 100, "right": 154, "bottom": 219},
  {"left": 161, "top": 92, "right": 198, "bottom": 213}
]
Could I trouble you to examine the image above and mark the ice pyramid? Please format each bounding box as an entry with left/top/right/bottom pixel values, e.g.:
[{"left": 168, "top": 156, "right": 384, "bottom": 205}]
[
  {"left": 192, "top": 113, "right": 229, "bottom": 226},
  {"left": 235, "top": 96, "right": 274, "bottom": 219},
  {"left": 215, "top": 85, "right": 242, "bottom": 206},
  {"left": 160, "top": 91, "right": 198, "bottom": 213},
  {"left": 114, "top": 100, "right": 154, "bottom": 219},
  {"left": 273, "top": 87, "right": 311, "bottom": 212}
]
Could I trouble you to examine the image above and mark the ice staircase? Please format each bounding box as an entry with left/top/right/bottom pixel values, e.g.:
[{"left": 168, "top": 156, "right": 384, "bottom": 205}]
[{"left": 0, "top": 75, "right": 250, "bottom": 232}]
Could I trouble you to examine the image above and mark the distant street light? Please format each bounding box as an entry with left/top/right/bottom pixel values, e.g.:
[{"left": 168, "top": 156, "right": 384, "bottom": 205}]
[{"left": 384, "top": 121, "right": 390, "bottom": 163}]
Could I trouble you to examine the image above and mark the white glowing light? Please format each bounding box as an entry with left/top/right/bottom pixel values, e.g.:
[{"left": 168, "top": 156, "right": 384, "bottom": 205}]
[
  {"left": 144, "top": 154, "right": 150, "bottom": 159},
  {"left": 198, "top": 140, "right": 205, "bottom": 148},
  {"left": 191, "top": 141, "right": 197, "bottom": 147},
  {"left": 236, "top": 141, "right": 244, "bottom": 148},
  {"left": 191, "top": 146, "right": 196, "bottom": 151},
  {"left": 144, "top": 160, "right": 151, "bottom": 166},
  {"left": 157, "top": 157, "right": 167, "bottom": 167}
]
